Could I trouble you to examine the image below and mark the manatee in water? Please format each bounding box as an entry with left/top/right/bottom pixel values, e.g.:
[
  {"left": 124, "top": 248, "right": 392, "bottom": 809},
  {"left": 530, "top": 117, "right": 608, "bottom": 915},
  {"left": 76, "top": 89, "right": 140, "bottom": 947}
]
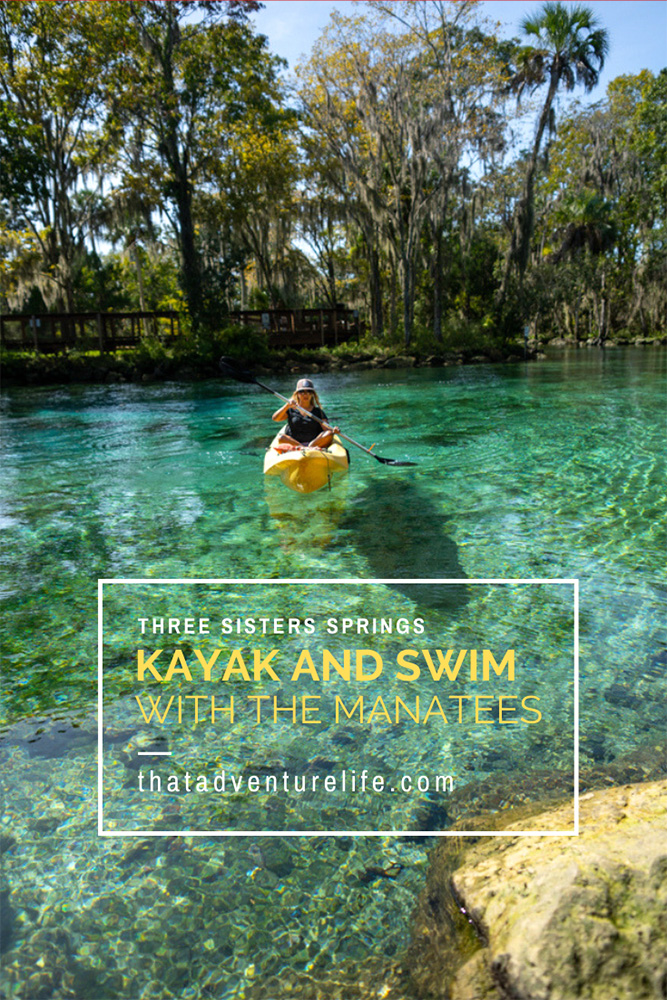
[{"left": 342, "top": 479, "right": 468, "bottom": 614}]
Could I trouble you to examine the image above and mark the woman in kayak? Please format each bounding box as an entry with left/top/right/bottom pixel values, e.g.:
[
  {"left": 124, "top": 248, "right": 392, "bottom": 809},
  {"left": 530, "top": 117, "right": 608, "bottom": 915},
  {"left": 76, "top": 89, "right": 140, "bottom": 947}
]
[{"left": 272, "top": 378, "right": 339, "bottom": 450}]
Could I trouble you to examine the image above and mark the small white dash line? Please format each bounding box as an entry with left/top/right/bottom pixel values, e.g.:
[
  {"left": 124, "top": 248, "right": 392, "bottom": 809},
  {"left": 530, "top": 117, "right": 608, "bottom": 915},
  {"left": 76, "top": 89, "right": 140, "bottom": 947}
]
[{"left": 137, "top": 751, "right": 172, "bottom": 756}]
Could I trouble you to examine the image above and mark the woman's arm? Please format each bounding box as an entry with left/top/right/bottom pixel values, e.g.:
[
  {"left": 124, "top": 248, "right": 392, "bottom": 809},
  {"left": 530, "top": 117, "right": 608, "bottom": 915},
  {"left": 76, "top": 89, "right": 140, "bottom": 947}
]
[{"left": 272, "top": 398, "right": 295, "bottom": 422}]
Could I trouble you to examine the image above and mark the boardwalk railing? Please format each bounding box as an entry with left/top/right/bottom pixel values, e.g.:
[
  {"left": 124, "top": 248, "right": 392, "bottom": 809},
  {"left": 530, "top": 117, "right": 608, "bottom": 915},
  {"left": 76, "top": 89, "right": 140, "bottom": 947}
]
[
  {"left": 228, "top": 307, "right": 362, "bottom": 348},
  {"left": 0, "top": 306, "right": 361, "bottom": 354},
  {"left": 0, "top": 311, "right": 181, "bottom": 354}
]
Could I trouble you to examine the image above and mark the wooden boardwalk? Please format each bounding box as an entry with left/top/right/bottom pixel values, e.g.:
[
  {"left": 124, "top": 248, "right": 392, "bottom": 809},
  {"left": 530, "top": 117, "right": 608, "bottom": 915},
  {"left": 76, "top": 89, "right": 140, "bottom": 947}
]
[
  {"left": 0, "top": 306, "right": 361, "bottom": 354},
  {"left": 228, "top": 307, "right": 362, "bottom": 347},
  {"left": 0, "top": 311, "right": 180, "bottom": 354}
]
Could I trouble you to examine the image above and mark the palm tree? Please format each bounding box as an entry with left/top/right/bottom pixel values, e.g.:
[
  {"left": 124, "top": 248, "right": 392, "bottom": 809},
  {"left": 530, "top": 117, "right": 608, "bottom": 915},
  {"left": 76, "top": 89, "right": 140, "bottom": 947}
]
[{"left": 498, "top": 2, "right": 609, "bottom": 305}]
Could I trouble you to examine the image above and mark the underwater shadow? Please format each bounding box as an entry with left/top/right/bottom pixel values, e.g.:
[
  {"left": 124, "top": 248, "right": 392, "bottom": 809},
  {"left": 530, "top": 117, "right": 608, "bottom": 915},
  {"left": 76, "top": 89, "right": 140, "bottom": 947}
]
[{"left": 342, "top": 479, "right": 468, "bottom": 615}]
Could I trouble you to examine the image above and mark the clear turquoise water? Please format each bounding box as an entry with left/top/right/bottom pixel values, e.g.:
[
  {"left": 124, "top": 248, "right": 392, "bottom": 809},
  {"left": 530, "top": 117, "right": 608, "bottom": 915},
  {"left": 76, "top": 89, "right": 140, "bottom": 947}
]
[{"left": 1, "top": 349, "right": 665, "bottom": 997}]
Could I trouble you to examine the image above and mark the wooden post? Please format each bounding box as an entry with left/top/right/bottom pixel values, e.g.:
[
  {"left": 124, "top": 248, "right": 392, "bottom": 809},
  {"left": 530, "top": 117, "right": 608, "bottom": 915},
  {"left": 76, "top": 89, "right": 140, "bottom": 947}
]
[{"left": 97, "top": 312, "right": 105, "bottom": 353}]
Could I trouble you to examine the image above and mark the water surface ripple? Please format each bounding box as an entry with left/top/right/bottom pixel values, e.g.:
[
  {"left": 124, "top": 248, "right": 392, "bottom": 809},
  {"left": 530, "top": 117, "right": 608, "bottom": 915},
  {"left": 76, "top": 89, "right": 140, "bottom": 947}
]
[{"left": 1, "top": 348, "right": 665, "bottom": 998}]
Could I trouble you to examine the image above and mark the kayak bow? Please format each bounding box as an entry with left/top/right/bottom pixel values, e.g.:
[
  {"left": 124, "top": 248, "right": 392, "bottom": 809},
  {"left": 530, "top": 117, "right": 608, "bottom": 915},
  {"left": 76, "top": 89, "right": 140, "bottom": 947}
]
[{"left": 263, "top": 434, "right": 349, "bottom": 494}]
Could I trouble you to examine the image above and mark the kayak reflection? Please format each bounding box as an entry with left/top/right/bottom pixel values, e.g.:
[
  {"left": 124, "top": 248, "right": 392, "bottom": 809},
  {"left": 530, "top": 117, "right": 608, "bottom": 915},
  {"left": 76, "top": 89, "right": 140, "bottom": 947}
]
[{"left": 264, "top": 475, "right": 350, "bottom": 551}]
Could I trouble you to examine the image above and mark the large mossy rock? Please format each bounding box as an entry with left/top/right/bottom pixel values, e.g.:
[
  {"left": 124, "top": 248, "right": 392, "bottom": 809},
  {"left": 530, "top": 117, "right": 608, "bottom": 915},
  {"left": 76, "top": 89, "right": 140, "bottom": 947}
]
[
  {"left": 448, "top": 781, "right": 667, "bottom": 1000},
  {"left": 410, "top": 780, "right": 667, "bottom": 1000}
]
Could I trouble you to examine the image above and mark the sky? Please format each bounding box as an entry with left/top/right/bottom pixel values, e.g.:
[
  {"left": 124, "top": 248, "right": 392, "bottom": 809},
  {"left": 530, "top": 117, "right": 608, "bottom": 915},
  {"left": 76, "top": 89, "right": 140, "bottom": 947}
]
[{"left": 252, "top": 0, "right": 667, "bottom": 97}]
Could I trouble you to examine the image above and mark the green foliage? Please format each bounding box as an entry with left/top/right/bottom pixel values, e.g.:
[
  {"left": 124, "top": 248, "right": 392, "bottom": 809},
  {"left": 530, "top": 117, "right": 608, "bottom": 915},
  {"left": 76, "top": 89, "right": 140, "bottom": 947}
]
[
  {"left": 0, "top": 0, "right": 126, "bottom": 309},
  {"left": 408, "top": 316, "right": 498, "bottom": 355},
  {"left": 633, "top": 69, "right": 667, "bottom": 226},
  {"left": 0, "top": 105, "right": 48, "bottom": 209},
  {"left": 535, "top": 68, "right": 667, "bottom": 339},
  {"left": 248, "top": 287, "right": 272, "bottom": 310},
  {"left": 132, "top": 336, "right": 171, "bottom": 366},
  {"left": 0, "top": 1, "right": 664, "bottom": 348},
  {"left": 194, "top": 324, "right": 270, "bottom": 365},
  {"left": 518, "top": 2, "right": 609, "bottom": 94},
  {"left": 73, "top": 254, "right": 131, "bottom": 312}
]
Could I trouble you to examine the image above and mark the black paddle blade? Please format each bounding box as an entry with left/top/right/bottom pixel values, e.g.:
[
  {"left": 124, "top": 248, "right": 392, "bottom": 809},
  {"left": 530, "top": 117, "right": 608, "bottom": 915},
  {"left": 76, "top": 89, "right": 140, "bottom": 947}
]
[
  {"left": 219, "top": 356, "right": 257, "bottom": 384},
  {"left": 375, "top": 457, "right": 418, "bottom": 466}
]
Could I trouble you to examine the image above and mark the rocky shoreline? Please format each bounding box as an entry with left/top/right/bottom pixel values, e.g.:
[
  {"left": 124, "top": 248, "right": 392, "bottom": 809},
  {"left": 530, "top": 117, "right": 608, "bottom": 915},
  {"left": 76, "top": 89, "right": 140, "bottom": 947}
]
[
  {"left": 4, "top": 333, "right": 667, "bottom": 390},
  {"left": 0, "top": 345, "right": 528, "bottom": 388},
  {"left": 3, "top": 338, "right": 663, "bottom": 388}
]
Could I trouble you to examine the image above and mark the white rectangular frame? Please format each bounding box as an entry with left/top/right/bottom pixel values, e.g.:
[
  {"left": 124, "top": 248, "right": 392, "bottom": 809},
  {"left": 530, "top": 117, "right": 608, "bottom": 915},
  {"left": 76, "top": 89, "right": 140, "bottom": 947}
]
[{"left": 98, "top": 577, "right": 579, "bottom": 838}]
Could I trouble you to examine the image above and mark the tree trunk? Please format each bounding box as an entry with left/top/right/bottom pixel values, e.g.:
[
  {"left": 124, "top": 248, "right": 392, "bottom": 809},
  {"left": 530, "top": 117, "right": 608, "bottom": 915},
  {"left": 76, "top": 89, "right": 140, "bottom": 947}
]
[
  {"left": 498, "top": 68, "right": 560, "bottom": 305},
  {"left": 174, "top": 172, "right": 202, "bottom": 328},
  {"left": 326, "top": 217, "right": 336, "bottom": 306},
  {"left": 240, "top": 265, "right": 247, "bottom": 309},
  {"left": 369, "top": 241, "right": 383, "bottom": 341},
  {"left": 402, "top": 255, "right": 414, "bottom": 348},
  {"left": 431, "top": 220, "right": 443, "bottom": 342},
  {"left": 327, "top": 256, "right": 336, "bottom": 308},
  {"left": 389, "top": 257, "right": 398, "bottom": 341},
  {"left": 597, "top": 270, "right": 607, "bottom": 345}
]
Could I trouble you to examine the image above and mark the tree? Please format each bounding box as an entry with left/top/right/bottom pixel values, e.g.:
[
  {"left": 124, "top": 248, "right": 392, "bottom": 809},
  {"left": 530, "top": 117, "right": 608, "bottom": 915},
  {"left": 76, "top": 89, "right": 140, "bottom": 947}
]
[
  {"left": 0, "top": 1, "right": 123, "bottom": 309},
  {"left": 498, "top": 1, "right": 609, "bottom": 309},
  {"left": 538, "top": 71, "right": 666, "bottom": 340},
  {"left": 631, "top": 69, "right": 667, "bottom": 334},
  {"left": 369, "top": 2, "right": 509, "bottom": 341},
  {"left": 297, "top": 14, "right": 391, "bottom": 339},
  {"left": 299, "top": 2, "right": 505, "bottom": 346},
  {"left": 218, "top": 111, "right": 300, "bottom": 307},
  {"left": 112, "top": 1, "right": 283, "bottom": 329},
  {"left": 296, "top": 137, "right": 351, "bottom": 309}
]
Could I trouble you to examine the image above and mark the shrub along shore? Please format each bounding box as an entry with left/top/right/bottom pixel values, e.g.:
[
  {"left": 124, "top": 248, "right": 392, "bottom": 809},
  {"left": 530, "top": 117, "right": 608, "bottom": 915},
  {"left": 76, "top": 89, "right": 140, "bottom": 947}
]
[{"left": 2, "top": 330, "right": 664, "bottom": 388}]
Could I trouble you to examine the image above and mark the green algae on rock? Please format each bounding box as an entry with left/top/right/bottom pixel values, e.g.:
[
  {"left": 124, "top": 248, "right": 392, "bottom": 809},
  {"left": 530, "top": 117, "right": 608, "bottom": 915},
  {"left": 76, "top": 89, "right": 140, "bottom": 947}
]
[{"left": 413, "top": 780, "right": 667, "bottom": 1000}]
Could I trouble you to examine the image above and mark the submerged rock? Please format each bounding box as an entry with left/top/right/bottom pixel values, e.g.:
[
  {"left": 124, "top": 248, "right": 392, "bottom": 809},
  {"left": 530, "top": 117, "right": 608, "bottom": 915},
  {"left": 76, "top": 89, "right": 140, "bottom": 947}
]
[
  {"left": 0, "top": 714, "right": 97, "bottom": 758},
  {"left": 0, "top": 712, "right": 138, "bottom": 759},
  {"left": 416, "top": 780, "right": 667, "bottom": 1000},
  {"left": 0, "top": 884, "right": 14, "bottom": 953}
]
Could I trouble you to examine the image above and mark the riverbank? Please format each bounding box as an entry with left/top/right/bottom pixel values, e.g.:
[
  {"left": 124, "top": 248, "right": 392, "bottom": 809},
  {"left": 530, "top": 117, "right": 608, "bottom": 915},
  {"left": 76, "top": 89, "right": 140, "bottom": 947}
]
[
  {"left": 0, "top": 343, "right": 528, "bottom": 388},
  {"left": 3, "top": 334, "right": 664, "bottom": 388}
]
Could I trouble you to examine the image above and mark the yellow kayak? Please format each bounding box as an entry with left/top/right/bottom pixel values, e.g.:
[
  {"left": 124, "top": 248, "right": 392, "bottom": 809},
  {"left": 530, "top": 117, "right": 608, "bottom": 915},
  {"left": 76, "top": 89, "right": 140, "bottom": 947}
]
[{"left": 263, "top": 434, "right": 350, "bottom": 494}]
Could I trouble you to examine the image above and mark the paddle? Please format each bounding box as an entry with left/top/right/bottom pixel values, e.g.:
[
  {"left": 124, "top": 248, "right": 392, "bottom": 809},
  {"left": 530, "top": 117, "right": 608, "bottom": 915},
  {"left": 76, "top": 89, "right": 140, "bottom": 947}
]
[{"left": 219, "top": 357, "right": 417, "bottom": 467}]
